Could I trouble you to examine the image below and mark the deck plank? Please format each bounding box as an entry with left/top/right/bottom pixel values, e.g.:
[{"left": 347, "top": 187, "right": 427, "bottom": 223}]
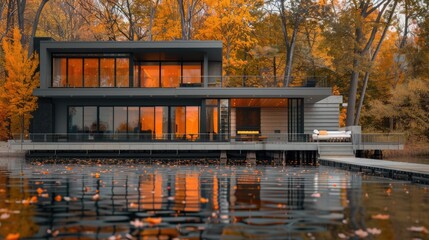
[{"left": 319, "top": 156, "right": 429, "bottom": 182}]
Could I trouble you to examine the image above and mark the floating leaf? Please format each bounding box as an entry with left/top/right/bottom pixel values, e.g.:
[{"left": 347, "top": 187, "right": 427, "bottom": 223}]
[
  {"left": 55, "top": 195, "right": 62, "bottom": 202},
  {"left": 367, "top": 228, "right": 382, "bottom": 235},
  {"left": 5, "top": 233, "right": 20, "bottom": 240},
  {"left": 407, "top": 226, "right": 428, "bottom": 234},
  {"left": 372, "top": 214, "right": 390, "bottom": 220},
  {"left": 355, "top": 229, "right": 368, "bottom": 238},
  {"left": 200, "top": 197, "right": 209, "bottom": 203},
  {"left": 338, "top": 233, "right": 347, "bottom": 239},
  {"left": 36, "top": 188, "right": 44, "bottom": 194}
]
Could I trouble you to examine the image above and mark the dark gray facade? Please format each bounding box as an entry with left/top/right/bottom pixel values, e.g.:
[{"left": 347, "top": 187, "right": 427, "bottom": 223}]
[{"left": 31, "top": 40, "right": 338, "bottom": 142}]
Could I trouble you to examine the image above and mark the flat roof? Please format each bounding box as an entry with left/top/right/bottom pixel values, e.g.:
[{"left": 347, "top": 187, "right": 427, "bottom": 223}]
[
  {"left": 33, "top": 87, "right": 332, "bottom": 103},
  {"left": 40, "top": 40, "right": 223, "bottom": 61}
]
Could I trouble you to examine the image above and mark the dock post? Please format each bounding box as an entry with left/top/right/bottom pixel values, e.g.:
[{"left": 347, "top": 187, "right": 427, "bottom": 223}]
[
  {"left": 220, "top": 151, "right": 227, "bottom": 165},
  {"left": 246, "top": 151, "right": 256, "bottom": 166},
  {"left": 282, "top": 151, "right": 286, "bottom": 167}
]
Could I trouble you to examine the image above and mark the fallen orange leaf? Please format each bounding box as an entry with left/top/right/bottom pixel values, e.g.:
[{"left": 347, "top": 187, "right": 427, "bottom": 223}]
[
  {"left": 6, "top": 233, "right": 20, "bottom": 240},
  {"left": 95, "top": 173, "right": 100, "bottom": 178},
  {"left": 143, "top": 217, "right": 162, "bottom": 225},
  {"left": 30, "top": 196, "right": 38, "bottom": 203},
  {"left": 55, "top": 195, "right": 62, "bottom": 202},
  {"left": 200, "top": 198, "right": 209, "bottom": 203},
  {"left": 36, "top": 188, "right": 44, "bottom": 194},
  {"left": 371, "top": 214, "right": 390, "bottom": 220}
]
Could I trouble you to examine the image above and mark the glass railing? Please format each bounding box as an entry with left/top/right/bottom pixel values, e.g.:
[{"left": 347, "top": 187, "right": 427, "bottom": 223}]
[
  {"left": 13, "top": 133, "right": 315, "bottom": 143},
  {"left": 352, "top": 133, "right": 406, "bottom": 150},
  {"left": 48, "top": 76, "right": 329, "bottom": 88}
]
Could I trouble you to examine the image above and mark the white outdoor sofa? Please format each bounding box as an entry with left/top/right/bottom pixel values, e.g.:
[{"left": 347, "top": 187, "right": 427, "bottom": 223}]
[{"left": 312, "top": 129, "right": 352, "bottom": 142}]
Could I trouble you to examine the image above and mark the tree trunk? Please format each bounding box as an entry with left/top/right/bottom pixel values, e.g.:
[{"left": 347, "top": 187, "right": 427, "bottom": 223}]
[
  {"left": 354, "top": 0, "right": 398, "bottom": 125},
  {"left": 273, "top": 56, "right": 277, "bottom": 86},
  {"left": 284, "top": 26, "right": 298, "bottom": 86},
  {"left": 20, "top": 114, "right": 24, "bottom": 143},
  {"left": 28, "top": 0, "right": 49, "bottom": 56},
  {"left": 17, "top": 0, "right": 26, "bottom": 43},
  {"left": 347, "top": 66, "right": 359, "bottom": 126},
  {"left": 177, "top": 0, "right": 187, "bottom": 40}
]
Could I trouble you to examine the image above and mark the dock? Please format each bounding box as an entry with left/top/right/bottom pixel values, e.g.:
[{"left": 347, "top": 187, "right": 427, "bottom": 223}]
[{"left": 319, "top": 156, "right": 429, "bottom": 184}]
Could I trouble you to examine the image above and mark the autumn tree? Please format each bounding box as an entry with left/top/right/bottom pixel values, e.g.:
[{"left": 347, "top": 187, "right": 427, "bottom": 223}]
[
  {"left": 268, "top": 0, "right": 321, "bottom": 86},
  {"left": 1, "top": 28, "right": 39, "bottom": 141},
  {"left": 196, "top": 0, "right": 263, "bottom": 80}
]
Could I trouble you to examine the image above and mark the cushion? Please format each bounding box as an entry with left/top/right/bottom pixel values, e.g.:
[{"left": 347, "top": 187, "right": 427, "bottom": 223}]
[{"left": 319, "top": 130, "right": 328, "bottom": 135}]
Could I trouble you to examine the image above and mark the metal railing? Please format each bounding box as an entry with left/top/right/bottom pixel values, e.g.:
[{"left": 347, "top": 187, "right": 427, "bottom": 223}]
[
  {"left": 352, "top": 133, "right": 406, "bottom": 150},
  {"left": 50, "top": 76, "right": 329, "bottom": 89},
  {"left": 13, "top": 133, "right": 315, "bottom": 143},
  {"left": 208, "top": 76, "right": 328, "bottom": 88}
]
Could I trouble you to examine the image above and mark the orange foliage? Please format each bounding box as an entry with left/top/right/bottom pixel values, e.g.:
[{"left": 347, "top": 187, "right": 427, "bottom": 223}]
[{"left": 1, "top": 28, "right": 39, "bottom": 139}]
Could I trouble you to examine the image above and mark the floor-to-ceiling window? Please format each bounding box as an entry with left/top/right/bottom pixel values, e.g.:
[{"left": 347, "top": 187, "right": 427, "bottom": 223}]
[
  {"left": 68, "top": 105, "right": 202, "bottom": 141},
  {"left": 139, "top": 62, "right": 160, "bottom": 88},
  {"left": 140, "top": 107, "right": 155, "bottom": 139},
  {"left": 161, "top": 62, "right": 181, "bottom": 87},
  {"left": 100, "top": 58, "right": 115, "bottom": 87},
  {"left": 288, "top": 98, "right": 304, "bottom": 141},
  {"left": 205, "top": 99, "right": 219, "bottom": 141},
  {"left": 114, "top": 107, "right": 127, "bottom": 139},
  {"left": 84, "top": 58, "right": 99, "bottom": 87},
  {"left": 68, "top": 58, "right": 83, "bottom": 87},
  {"left": 52, "top": 55, "right": 130, "bottom": 88}
]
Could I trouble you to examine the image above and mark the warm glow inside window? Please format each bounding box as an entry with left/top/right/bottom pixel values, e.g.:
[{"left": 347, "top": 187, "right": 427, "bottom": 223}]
[
  {"left": 182, "top": 63, "right": 201, "bottom": 84},
  {"left": 84, "top": 58, "right": 99, "bottom": 87},
  {"left": 116, "top": 58, "right": 129, "bottom": 87},
  {"left": 141, "top": 63, "right": 160, "bottom": 87},
  {"left": 52, "top": 58, "right": 67, "bottom": 87},
  {"left": 68, "top": 58, "right": 83, "bottom": 87},
  {"left": 100, "top": 58, "right": 115, "bottom": 87},
  {"left": 161, "top": 63, "right": 180, "bottom": 87}
]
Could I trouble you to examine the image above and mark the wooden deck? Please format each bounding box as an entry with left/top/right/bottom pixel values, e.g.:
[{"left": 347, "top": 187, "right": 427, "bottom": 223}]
[{"left": 319, "top": 156, "right": 429, "bottom": 184}]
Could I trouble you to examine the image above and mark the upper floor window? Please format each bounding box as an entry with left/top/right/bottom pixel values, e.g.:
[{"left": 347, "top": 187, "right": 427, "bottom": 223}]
[
  {"left": 52, "top": 56, "right": 130, "bottom": 88},
  {"left": 134, "top": 62, "right": 202, "bottom": 88}
]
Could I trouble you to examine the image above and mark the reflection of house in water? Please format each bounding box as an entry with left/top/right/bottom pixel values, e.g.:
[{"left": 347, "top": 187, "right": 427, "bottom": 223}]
[
  {"left": 174, "top": 173, "right": 200, "bottom": 212},
  {"left": 234, "top": 172, "right": 261, "bottom": 209},
  {"left": 139, "top": 173, "right": 164, "bottom": 210}
]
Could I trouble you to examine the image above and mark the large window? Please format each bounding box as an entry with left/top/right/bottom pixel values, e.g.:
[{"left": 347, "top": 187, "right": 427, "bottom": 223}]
[
  {"left": 140, "top": 107, "right": 155, "bottom": 139},
  {"left": 140, "top": 63, "right": 160, "bottom": 88},
  {"left": 83, "top": 107, "right": 97, "bottom": 133},
  {"left": 84, "top": 58, "right": 99, "bottom": 87},
  {"left": 52, "top": 58, "right": 67, "bottom": 87},
  {"left": 100, "top": 58, "right": 115, "bottom": 87},
  {"left": 68, "top": 58, "right": 83, "bottom": 87},
  {"left": 52, "top": 56, "right": 130, "bottom": 88},
  {"left": 183, "top": 63, "right": 202, "bottom": 84},
  {"left": 134, "top": 61, "right": 201, "bottom": 88},
  {"left": 116, "top": 58, "right": 129, "bottom": 87},
  {"left": 68, "top": 107, "right": 83, "bottom": 133},
  {"left": 67, "top": 105, "right": 202, "bottom": 141},
  {"left": 99, "top": 107, "right": 113, "bottom": 133},
  {"left": 161, "top": 62, "right": 181, "bottom": 87}
]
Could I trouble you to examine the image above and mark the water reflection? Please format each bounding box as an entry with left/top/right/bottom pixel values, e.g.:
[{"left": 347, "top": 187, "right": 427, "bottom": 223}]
[{"left": 0, "top": 158, "right": 428, "bottom": 239}]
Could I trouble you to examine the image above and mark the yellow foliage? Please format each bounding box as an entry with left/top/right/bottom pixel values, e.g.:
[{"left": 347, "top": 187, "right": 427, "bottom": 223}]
[
  {"left": 1, "top": 28, "right": 39, "bottom": 139},
  {"left": 195, "top": 0, "right": 262, "bottom": 76}
]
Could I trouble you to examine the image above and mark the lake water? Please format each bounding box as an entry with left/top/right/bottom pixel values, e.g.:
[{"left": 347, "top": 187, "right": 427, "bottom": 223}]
[{"left": 0, "top": 158, "right": 428, "bottom": 240}]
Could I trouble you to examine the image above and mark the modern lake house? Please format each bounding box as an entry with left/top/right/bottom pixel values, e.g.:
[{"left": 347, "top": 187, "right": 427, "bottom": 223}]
[{"left": 10, "top": 39, "right": 403, "bottom": 160}]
